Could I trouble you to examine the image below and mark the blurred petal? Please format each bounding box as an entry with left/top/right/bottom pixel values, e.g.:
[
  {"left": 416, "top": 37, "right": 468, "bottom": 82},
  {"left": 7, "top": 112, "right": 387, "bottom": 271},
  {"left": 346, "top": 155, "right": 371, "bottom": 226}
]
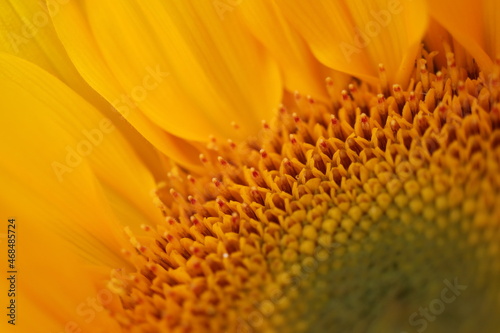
[
  {"left": 0, "top": 1, "right": 105, "bottom": 103},
  {"left": 0, "top": 175, "right": 123, "bottom": 333},
  {"left": 50, "top": 0, "right": 282, "bottom": 146},
  {"left": 483, "top": 0, "right": 500, "bottom": 62},
  {"left": 0, "top": 1, "right": 175, "bottom": 174},
  {"left": 240, "top": 0, "right": 350, "bottom": 101},
  {"left": 427, "top": 0, "right": 494, "bottom": 70},
  {"left": 0, "top": 55, "right": 140, "bottom": 332},
  {"left": 275, "top": 0, "right": 428, "bottom": 85},
  {"left": 0, "top": 53, "right": 163, "bottom": 238}
]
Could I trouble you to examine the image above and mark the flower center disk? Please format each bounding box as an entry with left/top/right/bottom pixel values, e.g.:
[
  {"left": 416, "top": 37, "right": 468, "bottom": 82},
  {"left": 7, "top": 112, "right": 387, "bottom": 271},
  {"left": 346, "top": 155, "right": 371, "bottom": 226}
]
[{"left": 109, "top": 52, "right": 500, "bottom": 333}]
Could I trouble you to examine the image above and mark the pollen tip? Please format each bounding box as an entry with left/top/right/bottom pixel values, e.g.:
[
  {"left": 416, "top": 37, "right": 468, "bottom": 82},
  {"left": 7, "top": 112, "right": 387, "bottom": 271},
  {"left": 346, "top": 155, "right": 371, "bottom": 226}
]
[
  {"left": 191, "top": 259, "right": 202, "bottom": 270},
  {"left": 218, "top": 156, "right": 228, "bottom": 166},
  {"left": 409, "top": 91, "right": 416, "bottom": 101},
  {"left": 230, "top": 121, "right": 240, "bottom": 130},
  {"left": 331, "top": 114, "right": 339, "bottom": 125},
  {"left": 231, "top": 212, "right": 239, "bottom": 223},
  {"left": 390, "top": 119, "right": 398, "bottom": 130},
  {"left": 188, "top": 195, "right": 196, "bottom": 205},
  {"left": 260, "top": 149, "right": 268, "bottom": 159},
  {"left": 279, "top": 104, "right": 287, "bottom": 114},
  {"left": 199, "top": 154, "right": 208, "bottom": 164},
  {"left": 446, "top": 52, "right": 456, "bottom": 68},
  {"left": 140, "top": 224, "right": 151, "bottom": 232},
  {"left": 215, "top": 197, "right": 224, "bottom": 207},
  {"left": 187, "top": 174, "right": 196, "bottom": 184},
  {"left": 147, "top": 263, "right": 158, "bottom": 273},
  {"left": 169, "top": 188, "right": 179, "bottom": 198},
  {"left": 436, "top": 71, "right": 443, "bottom": 78},
  {"left": 458, "top": 81, "right": 465, "bottom": 91},
  {"left": 190, "top": 216, "right": 200, "bottom": 226},
  {"left": 212, "top": 177, "right": 221, "bottom": 187},
  {"left": 377, "top": 94, "right": 385, "bottom": 103},
  {"left": 341, "top": 90, "right": 349, "bottom": 101},
  {"left": 227, "top": 139, "right": 236, "bottom": 149},
  {"left": 251, "top": 167, "right": 260, "bottom": 178}
]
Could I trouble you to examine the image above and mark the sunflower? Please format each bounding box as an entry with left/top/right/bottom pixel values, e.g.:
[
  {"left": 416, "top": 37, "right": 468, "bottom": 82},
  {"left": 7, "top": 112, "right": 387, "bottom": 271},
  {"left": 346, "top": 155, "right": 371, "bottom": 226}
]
[{"left": 1, "top": 0, "right": 499, "bottom": 332}]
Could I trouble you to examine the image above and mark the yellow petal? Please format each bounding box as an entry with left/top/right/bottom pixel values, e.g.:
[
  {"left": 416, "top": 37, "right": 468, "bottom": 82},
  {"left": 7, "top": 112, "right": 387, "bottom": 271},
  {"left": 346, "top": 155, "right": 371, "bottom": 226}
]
[
  {"left": 275, "top": 0, "right": 428, "bottom": 85},
  {"left": 0, "top": 181, "right": 123, "bottom": 333},
  {"left": 427, "top": 0, "right": 494, "bottom": 70},
  {"left": 0, "top": 55, "right": 141, "bottom": 332},
  {"left": 240, "top": 1, "right": 349, "bottom": 101},
  {"left": 0, "top": 1, "right": 186, "bottom": 175},
  {"left": 0, "top": 53, "right": 165, "bottom": 237},
  {"left": 34, "top": 2, "right": 205, "bottom": 166},
  {"left": 483, "top": 0, "right": 500, "bottom": 62},
  {"left": 50, "top": 0, "right": 282, "bottom": 145},
  {"left": 0, "top": 1, "right": 108, "bottom": 103}
]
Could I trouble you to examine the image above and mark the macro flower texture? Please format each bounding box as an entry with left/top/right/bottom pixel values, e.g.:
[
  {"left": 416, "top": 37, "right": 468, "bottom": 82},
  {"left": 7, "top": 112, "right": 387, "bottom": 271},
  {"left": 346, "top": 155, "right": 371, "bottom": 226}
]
[{"left": 1, "top": 0, "right": 500, "bottom": 332}]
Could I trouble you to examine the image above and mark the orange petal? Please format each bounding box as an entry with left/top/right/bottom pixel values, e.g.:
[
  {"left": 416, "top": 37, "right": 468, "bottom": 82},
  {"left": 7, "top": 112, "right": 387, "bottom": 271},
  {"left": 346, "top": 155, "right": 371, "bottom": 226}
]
[
  {"left": 427, "top": 0, "right": 494, "bottom": 71},
  {"left": 50, "top": 0, "right": 282, "bottom": 146},
  {"left": 240, "top": 0, "right": 350, "bottom": 101},
  {"left": 483, "top": 0, "right": 500, "bottom": 62},
  {"left": 275, "top": 0, "right": 429, "bottom": 85}
]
